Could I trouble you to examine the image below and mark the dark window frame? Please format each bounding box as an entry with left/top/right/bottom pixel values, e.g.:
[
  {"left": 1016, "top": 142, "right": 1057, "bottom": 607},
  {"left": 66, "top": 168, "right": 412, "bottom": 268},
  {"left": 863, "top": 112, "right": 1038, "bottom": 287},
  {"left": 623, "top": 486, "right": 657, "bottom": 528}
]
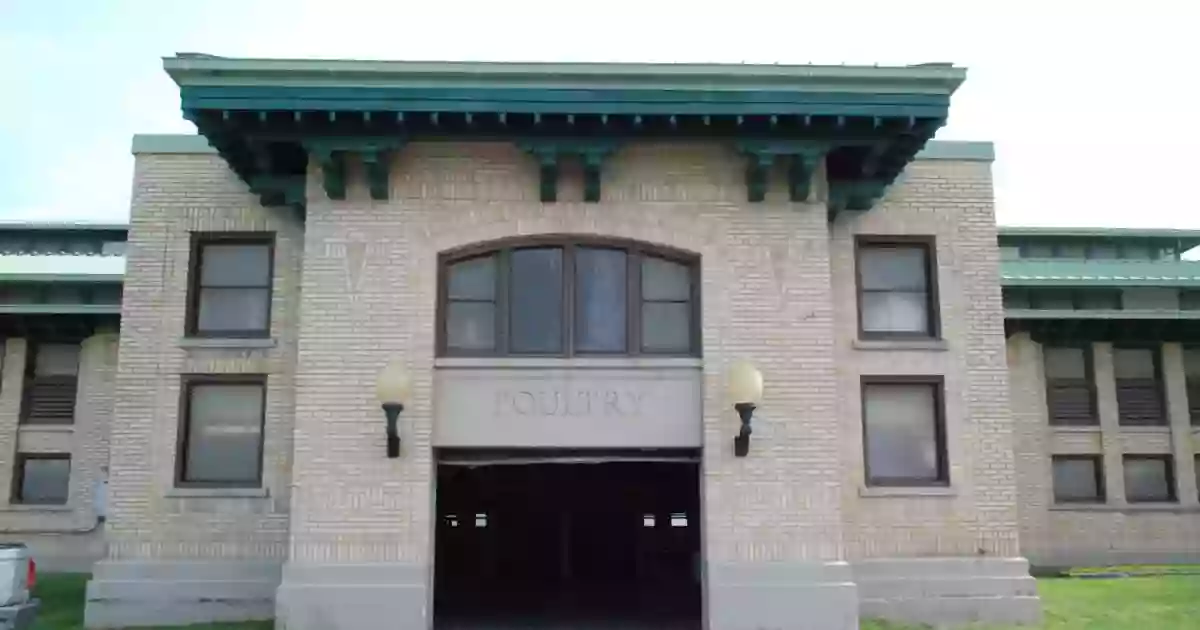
[
  {"left": 860, "top": 375, "right": 949, "bottom": 488},
  {"left": 20, "top": 339, "right": 81, "bottom": 426},
  {"left": 175, "top": 374, "right": 268, "bottom": 489},
  {"left": 185, "top": 233, "right": 276, "bottom": 339},
  {"left": 1043, "top": 344, "right": 1099, "bottom": 427},
  {"left": 854, "top": 236, "right": 941, "bottom": 340},
  {"left": 1122, "top": 454, "right": 1177, "bottom": 503},
  {"left": 11, "top": 453, "right": 71, "bottom": 505},
  {"left": 1113, "top": 345, "right": 1167, "bottom": 427},
  {"left": 436, "top": 236, "right": 701, "bottom": 358},
  {"left": 1050, "top": 454, "right": 1106, "bottom": 504}
]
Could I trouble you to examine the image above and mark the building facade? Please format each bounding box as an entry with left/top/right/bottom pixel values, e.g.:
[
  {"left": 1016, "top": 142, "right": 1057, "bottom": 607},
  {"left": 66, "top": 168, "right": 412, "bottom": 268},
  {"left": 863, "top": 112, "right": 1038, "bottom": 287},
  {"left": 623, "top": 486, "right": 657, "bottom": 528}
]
[{"left": 0, "top": 55, "right": 1195, "bottom": 630}]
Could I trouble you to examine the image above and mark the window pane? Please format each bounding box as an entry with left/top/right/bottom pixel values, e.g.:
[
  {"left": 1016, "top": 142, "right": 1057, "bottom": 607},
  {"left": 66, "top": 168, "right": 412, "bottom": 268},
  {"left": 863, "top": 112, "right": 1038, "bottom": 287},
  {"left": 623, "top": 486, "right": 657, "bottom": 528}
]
[
  {"left": 862, "top": 291, "right": 929, "bottom": 334},
  {"left": 575, "top": 248, "right": 627, "bottom": 352},
  {"left": 642, "top": 302, "right": 691, "bottom": 352},
  {"left": 201, "top": 244, "right": 271, "bottom": 287},
  {"left": 641, "top": 256, "right": 690, "bottom": 301},
  {"left": 18, "top": 457, "right": 70, "bottom": 504},
  {"left": 860, "top": 246, "right": 928, "bottom": 291},
  {"left": 1044, "top": 347, "right": 1087, "bottom": 380},
  {"left": 1058, "top": 243, "right": 1087, "bottom": 259},
  {"left": 864, "top": 383, "right": 941, "bottom": 483},
  {"left": 197, "top": 288, "right": 270, "bottom": 333},
  {"left": 1031, "top": 291, "right": 1075, "bottom": 310},
  {"left": 1185, "top": 348, "right": 1200, "bottom": 379},
  {"left": 448, "top": 256, "right": 496, "bottom": 301},
  {"left": 1025, "top": 243, "right": 1055, "bottom": 258},
  {"left": 185, "top": 384, "right": 264, "bottom": 484},
  {"left": 510, "top": 248, "right": 563, "bottom": 353},
  {"left": 446, "top": 302, "right": 496, "bottom": 351},
  {"left": 1052, "top": 457, "right": 1101, "bottom": 502},
  {"left": 1124, "top": 457, "right": 1174, "bottom": 502},
  {"left": 35, "top": 344, "right": 80, "bottom": 376},
  {"left": 999, "top": 246, "right": 1021, "bottom": 261},
  {"left": 1122, "top": 244, "right": 1152, "bottom": 260},
  {"left": 1077, "top": 290, "right": 1121, "bottom": 310},
  {"left": 1114, "top": 348, "right": 1156, "bottom": 379},
  {"left": 1089, "top": 243, "right": 1119, "bottom": 259}
]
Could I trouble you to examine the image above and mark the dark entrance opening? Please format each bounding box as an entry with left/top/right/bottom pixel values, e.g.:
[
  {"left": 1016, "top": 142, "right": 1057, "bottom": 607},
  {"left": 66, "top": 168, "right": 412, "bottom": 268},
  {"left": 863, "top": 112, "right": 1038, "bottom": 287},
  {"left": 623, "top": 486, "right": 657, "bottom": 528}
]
[{"left": 434, "top": 450, "right": 703, "bottom": 630}]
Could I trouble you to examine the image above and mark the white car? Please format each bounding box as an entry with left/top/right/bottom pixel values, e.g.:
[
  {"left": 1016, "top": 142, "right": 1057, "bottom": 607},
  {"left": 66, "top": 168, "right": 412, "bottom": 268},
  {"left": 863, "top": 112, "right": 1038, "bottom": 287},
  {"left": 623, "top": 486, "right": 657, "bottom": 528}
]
[{"left": 0, "top": 544, "right": 38, "bottom": 630}]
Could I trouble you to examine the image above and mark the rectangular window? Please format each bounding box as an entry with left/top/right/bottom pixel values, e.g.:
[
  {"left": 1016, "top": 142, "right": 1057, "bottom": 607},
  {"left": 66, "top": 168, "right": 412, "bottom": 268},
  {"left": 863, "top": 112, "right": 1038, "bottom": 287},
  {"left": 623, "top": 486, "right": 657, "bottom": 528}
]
[
  {"left": 1123, "top": 455, "right": 1176, "bottom": 503},
  {"left": 861, "top": 377, "right": 948, "bottom": 487},
  {"left": 509, "top": 248, "right": 564, "bottom": 354},
  {"left": 445, "top": 254, "right": 498, "bottom": 352},
  {"left": 575, "top": 247, "right": 628, "bottom": 353},
  {"left": 12, "top": 454, "right": 70, "bottom": 505},
  {"left": 640, "top": 255, "right": 693, "bottom": 353},
  {"left": 1114, "top": 347, "right": 1165, "bottom": 426},
  {"left": 20, "top": 342, "right": 80, "bottom": 425},
  {"left": 1185, "top": 348, "right": 1200, "bottom": 425},
  {"left": 177, "top": 376, "right": 266, "bottom": 488},
  {"left": 187, "top": 235, "right": 274, "bottom": 338},
  {"left": 1043, "top": 346, "right": 1097, "bottom": 426},
  {"left": 856, "top": 238, "right": 938, "bottom": 338},
  {"left": 1051, "top": 455, "right": 1105, "bottom": 503}
]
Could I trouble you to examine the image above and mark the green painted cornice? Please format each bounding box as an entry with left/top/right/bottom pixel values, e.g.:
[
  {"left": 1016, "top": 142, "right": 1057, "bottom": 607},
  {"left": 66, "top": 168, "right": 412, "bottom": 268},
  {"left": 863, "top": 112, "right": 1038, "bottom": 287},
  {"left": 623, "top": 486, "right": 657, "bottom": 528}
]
[
  {"left": 1001, "top": 259, "right": 1200, "bottom": 287},
  {"left": 163, "top": 54, "right": 964, "bottom": 213}
]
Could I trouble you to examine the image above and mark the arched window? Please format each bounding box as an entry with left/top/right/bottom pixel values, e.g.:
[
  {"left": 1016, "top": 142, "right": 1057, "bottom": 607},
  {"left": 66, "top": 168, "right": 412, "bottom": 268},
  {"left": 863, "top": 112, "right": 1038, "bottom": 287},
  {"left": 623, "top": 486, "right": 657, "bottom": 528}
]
[{"left": 438, "top": 238, "right": 700, "bottom": 357}]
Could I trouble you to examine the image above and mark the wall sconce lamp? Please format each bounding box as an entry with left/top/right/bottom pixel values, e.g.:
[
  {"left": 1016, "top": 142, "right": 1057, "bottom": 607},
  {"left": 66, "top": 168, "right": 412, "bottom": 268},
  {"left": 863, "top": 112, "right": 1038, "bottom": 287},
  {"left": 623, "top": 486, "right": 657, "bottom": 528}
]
[
  {"left": 375, "top": 361, "right": 413, "bottom": 458},
  {"left": 727, "top": 361, "right": 764, "bottom": 458}
]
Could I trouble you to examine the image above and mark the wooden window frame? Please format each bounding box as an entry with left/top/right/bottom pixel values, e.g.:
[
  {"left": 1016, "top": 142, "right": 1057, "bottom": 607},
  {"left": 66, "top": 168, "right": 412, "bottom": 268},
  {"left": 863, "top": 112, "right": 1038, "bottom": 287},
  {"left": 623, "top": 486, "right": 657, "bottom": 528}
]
[
  {"left": 854, "top": 236, "right": 941, "bottom": 340},
  {"left": 12, "top": 453, "right": 71, "bottom": 505},
  {"left": 1050, "top": 454, "right": 1106, "bottom": 504},
  {"left": 1122, "top": 454, "right": 1177, "bottom": 503},
  {"left": 19, "top": 339, "right": 81, "bottom": 426},
  {"left": 860, "top": 375, "right": 949, "bottom": 488},
  {"left": 436, "top": 236, "right": 701, "bottom": 358},
  {"left": 1113, "top": 345, "right": 1167, "bottom": 427},
  {"left": 1043, "top": 344, "right": 1099, "bottom": 427},
  {"left": 175, "top": 374, "right": 268, "bottom": 489},
  {"left": 185, "top": 233, "right": 276, "bottom": 339}
]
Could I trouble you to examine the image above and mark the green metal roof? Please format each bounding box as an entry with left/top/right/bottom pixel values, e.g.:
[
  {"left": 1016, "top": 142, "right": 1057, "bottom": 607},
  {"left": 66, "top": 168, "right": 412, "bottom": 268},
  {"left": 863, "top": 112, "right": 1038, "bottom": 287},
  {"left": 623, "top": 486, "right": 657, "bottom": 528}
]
[
  {"left": 165, "top": 55, "right": 965, "bottom": 96},
  {"left": 998, "top": 226, "right": 1200, "bottom": 240},
  {"left": 0, "top": 255, "right": 125, "bottom": 282},
  {"left": 1001, "top": 259, "right": 1200, "bottom": 287}
]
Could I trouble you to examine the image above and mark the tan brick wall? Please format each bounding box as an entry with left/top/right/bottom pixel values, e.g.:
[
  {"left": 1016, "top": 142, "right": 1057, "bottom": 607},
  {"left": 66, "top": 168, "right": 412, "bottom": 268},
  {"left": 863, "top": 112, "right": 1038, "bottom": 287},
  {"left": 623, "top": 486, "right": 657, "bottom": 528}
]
[
  {"left": 114, "top": 142, "right": 1025, "bottom": 571},
  {"left": 1008, "top": 335, "right": 1200, "bottom": 566},
  {"left": 0, "top": 333, "right": 119, "bottom": 570},
  {"left": 287, "top": 141, "right": 848, "bottom": 564},
  {"left": 832, "top": 160, "right": 1021, "bottom": 559},
  {"left": 105, "top": 153, "right": 303, "bottom": 562}
]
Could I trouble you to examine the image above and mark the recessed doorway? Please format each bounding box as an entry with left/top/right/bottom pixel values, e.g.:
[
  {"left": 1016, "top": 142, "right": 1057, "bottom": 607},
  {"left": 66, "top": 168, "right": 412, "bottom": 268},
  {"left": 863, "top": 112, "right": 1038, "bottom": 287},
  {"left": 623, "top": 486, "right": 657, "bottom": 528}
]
[{"left": 433, "top": 450, "right": 703, "bottom": 630}]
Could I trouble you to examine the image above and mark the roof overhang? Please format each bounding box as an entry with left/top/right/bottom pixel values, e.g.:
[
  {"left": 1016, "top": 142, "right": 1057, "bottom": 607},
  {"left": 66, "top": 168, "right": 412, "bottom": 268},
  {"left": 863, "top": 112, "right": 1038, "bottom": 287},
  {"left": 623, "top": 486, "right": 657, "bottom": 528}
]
[{"left": 165, "top": 54, "right": 965, "bottom": 215}]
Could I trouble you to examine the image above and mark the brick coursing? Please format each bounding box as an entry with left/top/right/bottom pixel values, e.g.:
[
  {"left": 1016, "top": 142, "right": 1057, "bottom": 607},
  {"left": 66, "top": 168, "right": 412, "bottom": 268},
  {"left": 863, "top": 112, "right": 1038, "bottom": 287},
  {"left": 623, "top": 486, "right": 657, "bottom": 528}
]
[
  {"left": 66, "top": 140, "right": 1197, "bottom": 574},
  {"left": 1008, "top": 335, "right": 1200, "bottom": 565},
  {"left": 105, "top": 154, "right": 302, "bottom": 562}
]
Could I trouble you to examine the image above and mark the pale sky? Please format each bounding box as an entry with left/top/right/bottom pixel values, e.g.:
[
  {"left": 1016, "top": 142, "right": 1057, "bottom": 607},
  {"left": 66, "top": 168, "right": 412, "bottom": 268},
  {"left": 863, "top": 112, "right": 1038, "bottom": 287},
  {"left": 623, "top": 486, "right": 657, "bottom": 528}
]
[{"left": 1, "top": 1, "right": 1195, "bottom": 227}]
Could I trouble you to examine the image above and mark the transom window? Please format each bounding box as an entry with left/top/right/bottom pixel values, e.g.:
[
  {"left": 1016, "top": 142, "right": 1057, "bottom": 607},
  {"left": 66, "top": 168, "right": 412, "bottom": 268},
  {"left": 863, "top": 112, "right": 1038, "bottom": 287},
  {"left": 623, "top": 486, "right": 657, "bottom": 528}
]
[{"left": 439, "top": 239, "right": 699, "bottom": 357}]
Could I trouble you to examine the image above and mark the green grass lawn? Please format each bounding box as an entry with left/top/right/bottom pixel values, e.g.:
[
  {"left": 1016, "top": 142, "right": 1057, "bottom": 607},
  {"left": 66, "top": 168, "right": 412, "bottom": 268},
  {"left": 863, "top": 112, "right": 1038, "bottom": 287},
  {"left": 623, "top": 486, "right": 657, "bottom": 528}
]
[
  {"left": 30, "top": 572, "right": 1200, "bottom": 629},
  {"left": 31, "top": 573, "right": 270, "bottom": 630}
]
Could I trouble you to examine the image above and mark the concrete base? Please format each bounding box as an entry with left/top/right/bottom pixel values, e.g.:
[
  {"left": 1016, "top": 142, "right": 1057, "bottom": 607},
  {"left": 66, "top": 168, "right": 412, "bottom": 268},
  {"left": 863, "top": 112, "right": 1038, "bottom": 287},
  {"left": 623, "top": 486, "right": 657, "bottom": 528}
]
[
  {"left": 1029, "top": 549, "right": 1200, "bottom": 572},
  {"left": 706, "top": 560, "right": 858, "bottom": 630},
  {"left": 276, "top": 563, "right": 429, "bottom": 630},
  {"left": 83, "top": 559, "right": 280, "bottom": 629},
  {"left": 852, "top": 557, "right": 1041, "bottom": 627}
]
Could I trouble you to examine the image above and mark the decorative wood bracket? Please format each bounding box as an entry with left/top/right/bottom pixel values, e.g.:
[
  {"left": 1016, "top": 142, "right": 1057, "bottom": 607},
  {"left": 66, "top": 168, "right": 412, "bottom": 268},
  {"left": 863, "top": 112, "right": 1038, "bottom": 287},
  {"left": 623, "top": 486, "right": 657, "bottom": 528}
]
[
  {"left": 519, "top": 139, "right": 620, "bottom": 203},
  {"left": 738, "top": 141, "right": 828, "bottom": 203},
  {"left": 361, "top": 149, "right": 393, "bottom": 201},
  {"left": 303, "top": 137, "right": 407, "bottom": 201},
  {"left": 313, "top": 149, "right": 347, "bottom": 200}
]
